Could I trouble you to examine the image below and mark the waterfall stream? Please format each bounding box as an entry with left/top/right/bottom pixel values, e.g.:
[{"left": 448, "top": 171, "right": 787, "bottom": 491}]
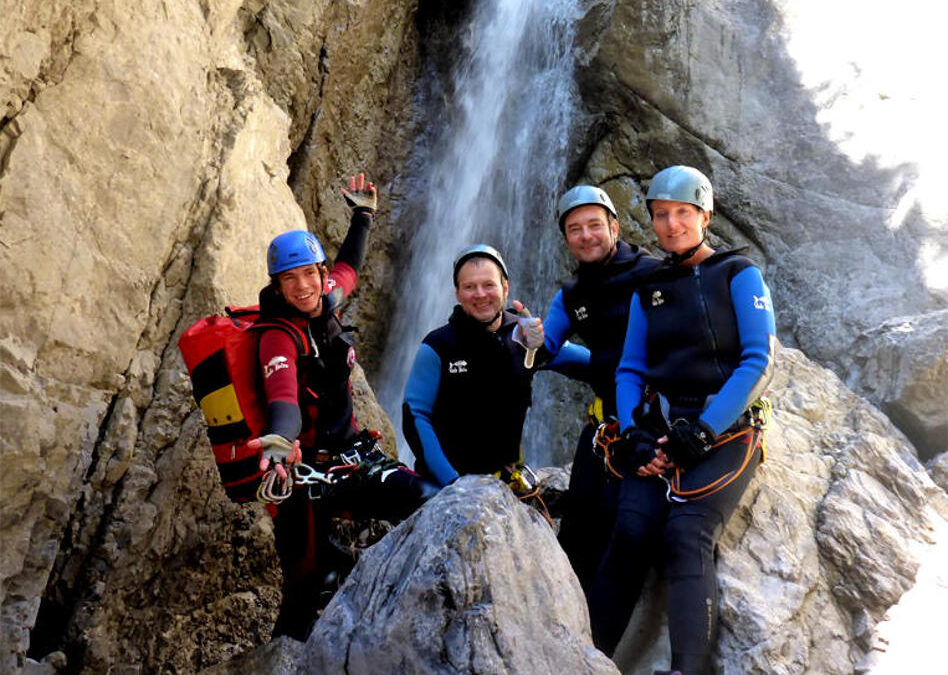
[{"left": 378, "top": 0, "right": 583, "bottom": 466}]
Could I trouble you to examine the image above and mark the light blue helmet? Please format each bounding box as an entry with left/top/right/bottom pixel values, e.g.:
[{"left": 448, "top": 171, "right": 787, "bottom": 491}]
[
  {"left": 267, "top": 230, "right": 327, "bottom": 276},
  {"left": 556, "top": 185, "right": 617, "bottom": 232},
  {"left": 645, "top": 165, "right": 713, "bottom": 215}
]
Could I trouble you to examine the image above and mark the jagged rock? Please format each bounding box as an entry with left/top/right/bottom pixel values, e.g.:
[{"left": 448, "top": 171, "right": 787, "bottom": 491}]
[
  {"left": 204, "top": 477, "right": 616, "bottom": 675},
  {"left": 0, "top": 0, "right": 420, "bottom": 672},
  {"left": 306, "top": 477, "right": 615, "bottom": 675},
  {"left": 928, "top": 453, "right": 948, "bottom": 494},
  {"left": 351, "top": 363, "right": 398, "bottom": 458},
  {"left": 844, "top": 310, "right": 948, "bottom": 460}
]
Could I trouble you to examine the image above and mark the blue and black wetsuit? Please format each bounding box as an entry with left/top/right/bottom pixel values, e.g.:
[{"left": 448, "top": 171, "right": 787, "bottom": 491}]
[
  {"left": 544, "top": 241, "right": 661, "bottom": 415},
  {"left": 589, "top": 248, "right": 776, "bottom": 673},
  {"left": 542, "top": 241, "right": 661, "bottom": 590},
  {"left": 402, "top": 306, "right": 588, "bottom": 486}
]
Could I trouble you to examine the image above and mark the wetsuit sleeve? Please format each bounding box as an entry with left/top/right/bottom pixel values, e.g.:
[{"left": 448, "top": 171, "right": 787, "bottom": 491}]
[
  {"left": 258, "top": 329, "right": 303, "bottom": 441},
  {"left": 700, "top": 266, "right": 776, "bottom": 435},
  {"left": 335, "top": 210, "right": 372, "bottom": 272},
  {"left": 402, "top": 343, "right": 459, "bottom": 486},
  {"left": 325, "top": 210, "right": 372, "bottom": 310},
  {"left": 542, "top": 289, "right": 572, "bottom": 355},
  {"left": 615, "top": 292, "right": 648, "bottom": 432},
  {"left": 546, "top": 340, "right": 591, "bottom": 380}
]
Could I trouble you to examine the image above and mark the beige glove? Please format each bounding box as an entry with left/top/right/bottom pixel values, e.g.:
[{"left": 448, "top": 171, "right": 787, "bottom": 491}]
[{"left": 341, "top": 172, "right": 377, "bottom": 213}]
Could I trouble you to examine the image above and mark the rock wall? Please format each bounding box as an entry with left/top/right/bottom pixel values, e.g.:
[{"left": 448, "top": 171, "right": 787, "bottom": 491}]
[
  {"left": 0, "top": 0, "right": 419, "bottom": 671},
  {"left": 569, "top": 0, "right": 948, "bottom": 458}
]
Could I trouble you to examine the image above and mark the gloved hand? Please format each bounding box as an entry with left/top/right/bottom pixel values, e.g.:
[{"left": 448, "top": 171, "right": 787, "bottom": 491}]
[
  {"left": 250, "top": 434, "right": 301, "bottom": 480},
  {"left": 663, "top": 418, "right": 714, "bottom": 471},
  {"left": 340, "top": 172, "right": 377, "bottom": 214},
  {"left": 609, "top": 427, "right": 659, "bottom": 477},
  {"left": 511, "top": 300, "right": 544, "bottom": 350}
]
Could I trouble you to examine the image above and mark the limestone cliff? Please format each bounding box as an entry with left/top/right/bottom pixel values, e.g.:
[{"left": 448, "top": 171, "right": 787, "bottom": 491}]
[{"left": 1, "top": 0, "right": 419, "bottom": 671}]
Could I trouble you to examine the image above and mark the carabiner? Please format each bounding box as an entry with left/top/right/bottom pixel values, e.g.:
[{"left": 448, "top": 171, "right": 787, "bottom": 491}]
[
  {"left": 257, "top": 469, "right": 294, "bottom": 504},
  {"left": 293, "top": 462, "right": 335, "bottom": 486}
]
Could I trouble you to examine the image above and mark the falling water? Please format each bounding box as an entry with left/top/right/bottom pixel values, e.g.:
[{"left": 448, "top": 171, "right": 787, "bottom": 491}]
[{"left": 378, "top": 0, "right": 582, "bottom": 465}]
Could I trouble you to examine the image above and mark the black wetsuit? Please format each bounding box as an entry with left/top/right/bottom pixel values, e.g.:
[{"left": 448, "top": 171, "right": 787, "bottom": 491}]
[
  {"left": 541, "top": 241, "right": 661, "bottom": 591},
  {"left": 589, "top": 249, "right": 776, "bottom": 674},
  {"left": 402, "top": 308, "right": 534, "bottom": 484}
]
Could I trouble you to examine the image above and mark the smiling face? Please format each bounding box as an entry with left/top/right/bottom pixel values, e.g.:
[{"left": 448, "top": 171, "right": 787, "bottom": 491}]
[
  {"left": 276, "top": 263, "right": 326, "bottom": 316},
  {"left": 649, "top": 199, "right": 711, "bottom": 257},
  {"left": 455, "top": 257, "right": 509, "bottom": 329},
  {"left": 563, "top": 204, "right": 619, "bottom": 264}
]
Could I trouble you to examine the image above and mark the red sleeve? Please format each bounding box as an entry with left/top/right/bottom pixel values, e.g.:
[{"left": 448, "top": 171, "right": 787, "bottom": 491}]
[
  {"left": 259, "top": 329, "right": 300, "bottom": 404},
  {"left": 327, "top": 261, "right": 358, "bottom": 300}
]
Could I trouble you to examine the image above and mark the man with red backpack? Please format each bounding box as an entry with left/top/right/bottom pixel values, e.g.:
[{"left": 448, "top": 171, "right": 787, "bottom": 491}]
[{"left": 248, "top": 174, "right": 434, "bottom": 640}]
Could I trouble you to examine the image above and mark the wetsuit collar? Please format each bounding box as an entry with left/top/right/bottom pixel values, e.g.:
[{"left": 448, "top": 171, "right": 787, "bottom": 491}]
[
  {"left": 449, "top": 305, "right": 515, "bottom": 334},
  {"left": 575, "top": 240, "right": 638, "bottom": 277}
]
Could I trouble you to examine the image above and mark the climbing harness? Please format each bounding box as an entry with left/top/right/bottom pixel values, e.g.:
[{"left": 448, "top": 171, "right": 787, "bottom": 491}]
[
  {"left": 591, "top": 417, "right": 626, "bottom": 479},
  {"left": 665, "top": 396, "right": 773, "bottom": 502},
  {"left": 497, "top": 463, "right": 555, "bottom": 527},
  {"left": 254, "top": 430, "right": 410, "bottom": 504},
  {"left": 588, "top": 393, "right": 773, "bottom": 501}
]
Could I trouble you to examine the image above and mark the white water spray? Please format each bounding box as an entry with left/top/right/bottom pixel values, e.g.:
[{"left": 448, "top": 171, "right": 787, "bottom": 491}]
[{"left": 378, "top": 0, "right": 582, "bottom": 464}]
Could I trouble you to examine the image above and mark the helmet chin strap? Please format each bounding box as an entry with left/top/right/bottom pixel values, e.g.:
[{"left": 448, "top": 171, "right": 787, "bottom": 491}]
[{"left": 663, "top": 229, "right": 708, "bottom": 265}]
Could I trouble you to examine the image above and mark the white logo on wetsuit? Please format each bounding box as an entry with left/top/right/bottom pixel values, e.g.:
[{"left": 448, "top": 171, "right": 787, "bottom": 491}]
[
  {"left": 574, "top": 306, "right": 588, "bottom": 321},
  {"left": 448, "top": 360, "right": 468, "bottom": 374},
  {"left": 264, "top": 355, "right": 290, "bottom": 379},
  {"left": 753, "top": 295, "right": 771, "bottom": 311},
  {"left": 651, "top": 290, "right": 665, "bottom": 306}
]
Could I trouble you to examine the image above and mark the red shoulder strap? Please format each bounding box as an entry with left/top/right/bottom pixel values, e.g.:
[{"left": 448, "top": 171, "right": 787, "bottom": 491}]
[{"left": 251, "top": 318, "right": 310, "bottom": 357}]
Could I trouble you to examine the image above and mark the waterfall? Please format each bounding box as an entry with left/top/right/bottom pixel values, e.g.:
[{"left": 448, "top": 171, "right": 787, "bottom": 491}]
[{"left": 378, "top": 0, "right": 582, "bottom": 466}]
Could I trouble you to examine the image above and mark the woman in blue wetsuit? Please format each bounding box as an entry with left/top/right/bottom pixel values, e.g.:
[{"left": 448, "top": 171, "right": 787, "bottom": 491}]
[{"left": 588, "top": 166, "right": 776, "bottom": 675}]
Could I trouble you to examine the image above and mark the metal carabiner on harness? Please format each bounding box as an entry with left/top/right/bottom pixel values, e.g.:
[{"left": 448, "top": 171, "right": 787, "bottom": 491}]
[
  {"left": 257, "top": 468, "right": 294, "bottom": 504},
  {"left": 293, "top": 462, "right": 336, "bottom": 486},
  {"left": 591, "top": 418, "right": 621, "bottom": 459}
]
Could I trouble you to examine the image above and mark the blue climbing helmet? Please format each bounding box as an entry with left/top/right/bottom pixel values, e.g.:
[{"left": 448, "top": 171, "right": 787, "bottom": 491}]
[{"left": 267, "top": 230, "right": 327, "bottom": 276}]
